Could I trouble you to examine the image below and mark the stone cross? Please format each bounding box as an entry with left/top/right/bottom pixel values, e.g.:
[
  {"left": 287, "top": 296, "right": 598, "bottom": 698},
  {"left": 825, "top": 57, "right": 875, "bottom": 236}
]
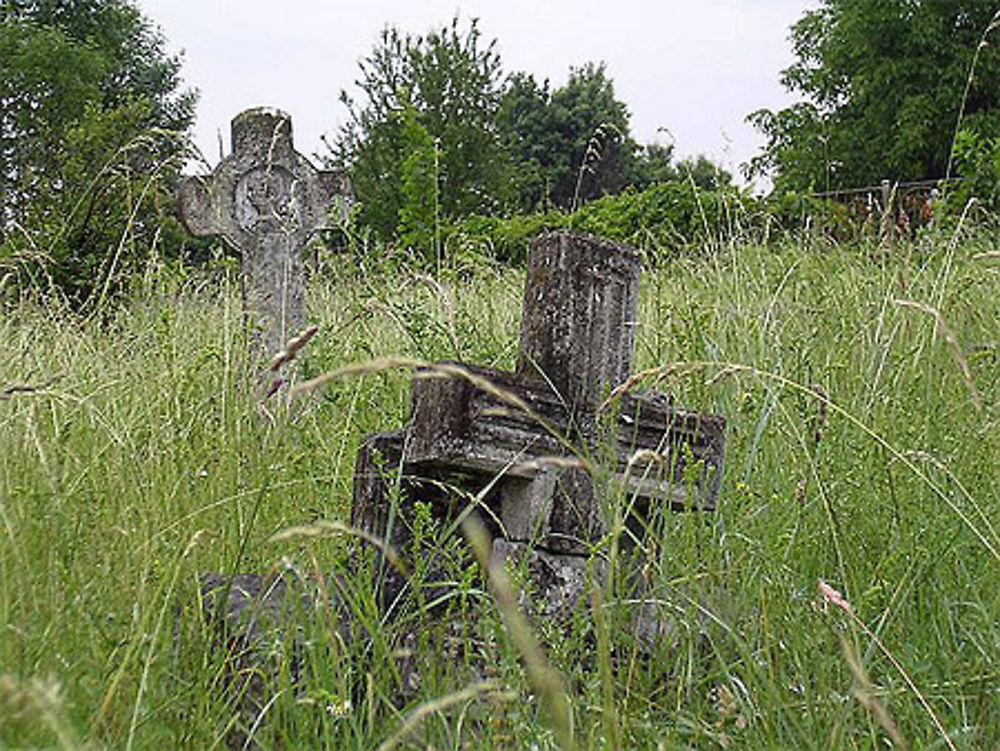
[
  {"left": 353, "top": 231, "right": 725, "bottom": 613},
  {"left": 193, "top": 232, "right": 727, "bottom": 737},
  {"left": 178, "top": 107, "right": 351, "bottom": 372}
]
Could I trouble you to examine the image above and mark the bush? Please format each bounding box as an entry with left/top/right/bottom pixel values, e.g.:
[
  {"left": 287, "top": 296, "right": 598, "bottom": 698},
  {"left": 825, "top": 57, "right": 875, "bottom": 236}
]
[
  {"left": 445, "top": 182, "right": 764, "bottom": 264},
  {"left": 948, "top": 127, "right": 1000, "bottom": 214}
]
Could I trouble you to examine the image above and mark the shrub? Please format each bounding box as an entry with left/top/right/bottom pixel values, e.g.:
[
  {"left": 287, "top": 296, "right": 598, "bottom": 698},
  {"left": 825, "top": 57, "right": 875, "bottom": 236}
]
[{"left": 445, "top": 182, "right": 763, "bottom": 264}]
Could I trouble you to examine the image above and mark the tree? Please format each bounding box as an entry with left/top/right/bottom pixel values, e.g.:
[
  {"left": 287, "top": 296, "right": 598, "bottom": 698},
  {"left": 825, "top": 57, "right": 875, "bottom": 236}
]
[
  {"left": 676, "top": 155, "right": 732, "bottom": 191},
  {"left": 496, "top": 72, "right": 558, "bottom": 212},
  {"left": 395, "top": 102, "right": 440, "bottom": 258},
  {"left": 551, "top": 63, "right": 639, "bottom": 208},
  {"left": 336, "top": 17, "right": 690, "bottom": 237},
  {"left": 1, "top": 0, "right": 195, "bottom": 303},
  {"left": 631, "top": 142, "right": 678, "bottom": 188},
  {"left": 0, "top": 20, "right": 105, "bottom": 237},
  {"left": 332, "top": 17, "right": 512, "bottom": 249},
  {"left": 950, "top": 126, "right": 1000, "bottom": 211},
  {"left": 748, "top": 0, "right": 1000, "bottom": 192},
  {"left": 497, "top": 63, "right": 639, "bottom": 211}
]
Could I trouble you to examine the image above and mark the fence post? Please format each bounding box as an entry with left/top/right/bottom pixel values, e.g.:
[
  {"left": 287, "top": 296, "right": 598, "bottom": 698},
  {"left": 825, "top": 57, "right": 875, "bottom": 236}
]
[{"left": 880, "top": 179, "right": 894, "bottom": 242}]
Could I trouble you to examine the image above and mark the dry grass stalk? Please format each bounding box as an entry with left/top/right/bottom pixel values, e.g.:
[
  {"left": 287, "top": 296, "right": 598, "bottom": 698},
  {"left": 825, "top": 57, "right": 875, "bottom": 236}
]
[
  {"left": 414, "top": 272, "right": 458, "bottom": 343},
  {"left": 705, "top": 364, "right": 752, "bottom": 387},
  {"left": 376, "top": 680, "right": 511, "bottom": 751},
  {"left": 810, "top": 383, "right": 830, "bottom": 448},
  {"left": 268, "top": 325, "right": 320, "bottom": 372},
  {"left": 839, "top": 636, "right": 909, "bottom": 750},
  {"left": 462, "top": 515, "right": 576, "bottom": 750},
  {"left": 599, "top": 362, "right": 724, "bottom": 414},
  {"left": 0, "top": 675, "right": 81, "bottom": 750},
  {"left": 511, "top": 456, "right": 587, "bottom": 474},
  {"left": 894, "top": 299, "right": 983, "bottom": 411},
  {"left": 291, "top": 355, "right": 426, "bottom": 397},
  {"left": 0, "top": 373, "right": 64, "bottom": 401},
  {"left": 269, "top": 519, "right": 408, "bottom": 577},
  {"left": 818, "top": 580, "right": 956, "bottom": 751}
]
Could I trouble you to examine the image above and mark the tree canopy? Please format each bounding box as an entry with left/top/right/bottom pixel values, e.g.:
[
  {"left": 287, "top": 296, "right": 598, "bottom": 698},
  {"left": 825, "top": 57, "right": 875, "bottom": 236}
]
[
  {"left": 1, "top": 0, "right": 195, "bottom": 302},
  {"left": 748, "top": 0, "right": 1000, "bottom": 192},
  {"left": 498, "top": 63, "right": 639, "bottom": 212},
  {"left": 331, "top": 17, "right": 717, "bottom": 252},
  {"left": 331, "top": 18, "right": 511, "bottom": 249}
]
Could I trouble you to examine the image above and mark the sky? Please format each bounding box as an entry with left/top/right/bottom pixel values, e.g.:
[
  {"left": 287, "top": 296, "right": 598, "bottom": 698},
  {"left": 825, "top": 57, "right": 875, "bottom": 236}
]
[{"left": 137, "top": 0, "right": 819, "bottom": 188}]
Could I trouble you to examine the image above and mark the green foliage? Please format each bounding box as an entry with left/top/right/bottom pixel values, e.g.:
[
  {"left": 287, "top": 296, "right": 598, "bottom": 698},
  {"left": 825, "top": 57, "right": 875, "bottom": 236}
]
[
  {"left": 332, "top": 17, "right": 511, "bottom": 246},
  {"left": 498, "top": 63, "right": 640, "bottom": 212},
  {"left": 336, "top": 19, "right": 690, "bottom": 246},
  {"left": 494, "top": 72, "right": 555, "bottom": 213},
  {"left": 567, "top": 181, "right": 757, "bottom": 253},
  {"left": 630, "top": 141, "right": 678, "bottom": 188},
  {"left": 950, "top": 126, "right": 1000, "bottom": 212},
  {"left": 2, "top": 236, "right": 999, "bottom": 747},
  {"left": 749, "top": 0, "right": 1000, "bottom": 191},
  {"left": 551, "top": 63, "right": 638, "bottom": 208},
  {"left": 0, "top": 0, "right": 195, "bottom": 305},
  {"left": 760, "top": 189, "right": 838, "bottom": 233},
  {"left": 335, "top": 18, "right": 745, "bottom": 255},
  {"left": 447, "top": 181, "right": 760, "bottom": 264},
  {"left": 675, "top": 154, "right": 733, "bottom": 191},
  {"left": 395, "top": 103, "right": 440, "bottom": 263},
  {"left": 445, "top": 211, "right": 567, "bottom": 265}
]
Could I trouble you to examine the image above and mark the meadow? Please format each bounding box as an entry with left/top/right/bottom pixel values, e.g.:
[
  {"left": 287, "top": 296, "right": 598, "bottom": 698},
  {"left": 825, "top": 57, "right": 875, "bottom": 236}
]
[{"left": 1, "top": 228, "right": 998, "bottom": 749}]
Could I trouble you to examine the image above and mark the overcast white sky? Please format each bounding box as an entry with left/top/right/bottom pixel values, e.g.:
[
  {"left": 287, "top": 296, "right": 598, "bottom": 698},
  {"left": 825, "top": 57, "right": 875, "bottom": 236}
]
[{"left": 137, "top": 1, "right": 818, "bottom": 187}]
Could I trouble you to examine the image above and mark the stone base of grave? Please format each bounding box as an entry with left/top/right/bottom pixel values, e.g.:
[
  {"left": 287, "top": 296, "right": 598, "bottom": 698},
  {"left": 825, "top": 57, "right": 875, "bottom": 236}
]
[
  {"left": 199, "top": 572, "right": 353, "bottom": 749},
  {"left": 497, "top": 467, "right": 608, "bottom": 556},
  {"left": 490, "top": 538, "right": 713, "bottom": 655},
  {"left": 198, "top": 567, "right": 482, "bottom": 746},
  {"left": 351, "top": 430, "right": 489, "bottom": 612},
  {"left": 200, "top": 572, "right": 311, "bottom": 648},
  {"left": 200, "top": 572, "right": 307, "bottom": 749},
  {"left": 351, "top": 431, "right": 407, "bottom": 546},
  {"left": 491, "top": 538, "right": 603, "bottom": 621},
  {"left": 406, "top": 361, "right": 726, "bottom": 517}
]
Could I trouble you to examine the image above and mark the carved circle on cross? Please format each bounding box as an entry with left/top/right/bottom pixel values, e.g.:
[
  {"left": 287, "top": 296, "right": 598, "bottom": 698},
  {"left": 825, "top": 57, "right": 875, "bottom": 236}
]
[{"left": 233, "top": 166, "right": 301, "bottom": 234}]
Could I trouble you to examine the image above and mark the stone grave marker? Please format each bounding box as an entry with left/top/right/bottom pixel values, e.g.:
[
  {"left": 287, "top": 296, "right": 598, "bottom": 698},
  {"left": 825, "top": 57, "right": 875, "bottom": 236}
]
[
  {"left": 195, "top": 231, "right": 726, "bottom": 742},
  {"left": 353, "top": 231, "right": 726, "bottom": 617},
  {"left": 182, "top": 108, "right": 350, "bottom": 744},
  {"left": 179, "top": 107, "right": 351, "bottom": 379}
]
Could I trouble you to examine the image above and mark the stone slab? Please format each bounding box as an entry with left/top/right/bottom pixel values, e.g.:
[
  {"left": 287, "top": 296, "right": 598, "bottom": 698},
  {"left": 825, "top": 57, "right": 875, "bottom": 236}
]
[{"left": 406, "top": 362, "right": 725, "bottom": 508}]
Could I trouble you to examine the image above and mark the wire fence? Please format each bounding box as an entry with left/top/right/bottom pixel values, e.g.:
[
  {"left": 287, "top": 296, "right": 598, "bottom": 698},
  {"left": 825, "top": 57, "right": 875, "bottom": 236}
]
[
  {"left": 811, "top": 177, "right": 964, "bottom": 233},
  {"left": 811, "top": 177, "right": 963, "bottom": 200}
]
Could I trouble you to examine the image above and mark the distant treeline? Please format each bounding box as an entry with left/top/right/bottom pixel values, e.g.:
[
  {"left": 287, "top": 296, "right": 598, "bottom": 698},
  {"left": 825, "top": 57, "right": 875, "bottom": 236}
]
[{"left": 2, "top": 1, "right": 999, "bottom": 303}]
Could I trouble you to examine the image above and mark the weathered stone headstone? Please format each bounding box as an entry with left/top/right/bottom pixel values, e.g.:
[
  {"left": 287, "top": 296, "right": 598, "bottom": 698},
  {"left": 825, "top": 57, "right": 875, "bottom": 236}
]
[
  {"left": 182, "top": 109, "right": 352, "bottom": 743},
  {"left": 354, "top": 231, "right": 726, "bottom": 618},
  {"left": 517, "top": 232, "right": 640, "bottom": 416},
  {"left": 193, "top": 231, "right": 726, "bottom": 741},
  {"left": 179, "top": 108, "right": 351, "bottom": 374}
]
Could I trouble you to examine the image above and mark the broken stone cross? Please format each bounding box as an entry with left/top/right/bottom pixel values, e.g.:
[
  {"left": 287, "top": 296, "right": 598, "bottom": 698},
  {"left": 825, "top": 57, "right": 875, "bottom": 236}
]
[
  {"left": 353, "top": 231, "right": 725, "bottom": 613},
  {"left": 178, "top": 107, "right": 351, "bottom": 374}
]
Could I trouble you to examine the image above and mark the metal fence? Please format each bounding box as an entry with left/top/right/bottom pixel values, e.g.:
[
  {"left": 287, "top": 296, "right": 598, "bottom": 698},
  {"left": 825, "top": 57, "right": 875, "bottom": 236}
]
[{"left": 812, "top": 177, "right": 963, "bottom": 233}]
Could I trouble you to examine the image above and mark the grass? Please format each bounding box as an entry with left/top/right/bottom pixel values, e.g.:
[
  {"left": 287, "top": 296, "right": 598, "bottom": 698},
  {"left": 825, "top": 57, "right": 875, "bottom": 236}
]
[{"left": 0, "top": 227, "right": 998, "bottom": 749}]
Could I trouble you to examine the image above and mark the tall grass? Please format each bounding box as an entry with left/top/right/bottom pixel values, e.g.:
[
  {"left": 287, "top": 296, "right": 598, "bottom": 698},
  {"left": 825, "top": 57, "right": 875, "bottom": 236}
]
[{"left": 1, "top": 228, "right": 997, "bottom": 748}]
